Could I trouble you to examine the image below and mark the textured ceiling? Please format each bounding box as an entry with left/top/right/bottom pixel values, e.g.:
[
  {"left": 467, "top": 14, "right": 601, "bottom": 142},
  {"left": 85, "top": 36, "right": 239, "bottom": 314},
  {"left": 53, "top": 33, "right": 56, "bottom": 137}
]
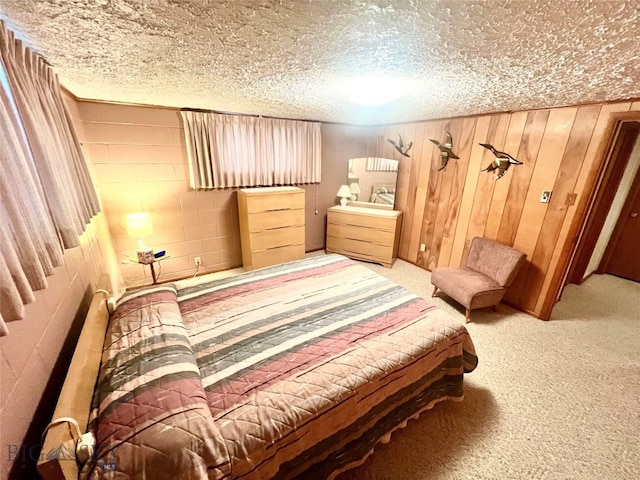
[{"left": 0, "top": 0, "right": 639, "bottom": 125}]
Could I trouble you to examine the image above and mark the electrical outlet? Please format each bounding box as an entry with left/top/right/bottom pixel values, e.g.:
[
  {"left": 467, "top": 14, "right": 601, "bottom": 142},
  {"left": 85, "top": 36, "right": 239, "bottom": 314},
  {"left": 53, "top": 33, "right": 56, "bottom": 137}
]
[
  {"left": 540, "top": 191, "right": 552, "bottom": 203},
  {"left": 419, "top": 243, "right": 426, "bottom": 252},
  {"left": 194, "top": 256, "right": 201, "bottom": 266}
]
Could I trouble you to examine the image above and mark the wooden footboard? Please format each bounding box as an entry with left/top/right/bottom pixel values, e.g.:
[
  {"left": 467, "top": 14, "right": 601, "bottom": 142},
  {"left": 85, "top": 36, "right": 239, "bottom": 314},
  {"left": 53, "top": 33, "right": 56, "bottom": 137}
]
[{"left": 37, "top": 279, "right": 112, "bottom": 480}]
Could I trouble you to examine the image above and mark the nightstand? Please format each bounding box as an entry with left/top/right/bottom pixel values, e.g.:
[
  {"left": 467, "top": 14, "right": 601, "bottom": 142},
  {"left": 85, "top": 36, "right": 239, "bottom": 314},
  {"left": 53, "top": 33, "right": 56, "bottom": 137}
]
[{"left": 131, "top": 255, "right": 170, "bottom": 285}]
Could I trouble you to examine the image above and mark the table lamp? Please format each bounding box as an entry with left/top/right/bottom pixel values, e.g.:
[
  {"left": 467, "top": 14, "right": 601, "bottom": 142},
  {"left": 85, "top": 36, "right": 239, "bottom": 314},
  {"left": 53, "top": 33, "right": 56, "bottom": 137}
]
[
  {"left": 349, "top": 182, "right": 361, "bottom": 201},
  {"left": 337, "top": 184, "right": 352, "bottom": 207},
  {"left": 125, "top": 213, "right": 154, "bottom": 264}
]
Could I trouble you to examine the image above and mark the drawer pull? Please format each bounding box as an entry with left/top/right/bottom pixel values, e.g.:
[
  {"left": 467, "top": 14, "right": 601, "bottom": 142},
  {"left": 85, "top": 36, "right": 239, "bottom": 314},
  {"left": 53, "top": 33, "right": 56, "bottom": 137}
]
[
  {"left": 265, "top": 225, "right": 303, "bottom": 231},
  {"left": 344, "top": 250, "right": 374, "bottom": 258},
  {"left": 266, "top": 243, "right": 298, "bottom": 250}
]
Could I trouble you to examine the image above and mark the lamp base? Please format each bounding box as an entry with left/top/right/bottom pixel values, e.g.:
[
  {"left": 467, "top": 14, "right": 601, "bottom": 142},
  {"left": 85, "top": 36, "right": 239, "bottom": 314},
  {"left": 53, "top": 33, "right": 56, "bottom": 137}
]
[
  {"left": 340, "top": 197, "right": 348, "bottom": 207},
  {"left": 137, "top": 248, "right": 155, "bottom": 265}
]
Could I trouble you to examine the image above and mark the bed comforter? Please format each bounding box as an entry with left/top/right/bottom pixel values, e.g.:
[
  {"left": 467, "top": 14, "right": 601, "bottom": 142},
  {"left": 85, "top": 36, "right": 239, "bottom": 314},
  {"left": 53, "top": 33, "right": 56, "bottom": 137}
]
[
  {"left": 83, "top": 254, "right": 477, "bottom": 479},
  {"left": 370, "top": 191, "right": 395, "bottom": 205}
]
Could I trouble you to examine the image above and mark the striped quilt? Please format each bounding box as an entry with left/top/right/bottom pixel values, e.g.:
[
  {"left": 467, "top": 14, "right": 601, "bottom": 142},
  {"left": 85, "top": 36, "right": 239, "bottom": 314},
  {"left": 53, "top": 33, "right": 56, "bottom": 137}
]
[{"left": 84, "top": 254, "right": 477, "bottom": 479}]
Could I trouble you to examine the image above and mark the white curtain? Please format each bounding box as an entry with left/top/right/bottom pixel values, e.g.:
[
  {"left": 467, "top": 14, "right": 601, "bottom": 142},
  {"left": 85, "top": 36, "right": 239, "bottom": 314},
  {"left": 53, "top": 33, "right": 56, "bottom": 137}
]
[
  {"left": 181, "top": 111, "right": 321, "bottom": 188},
  {"left": 366, "top": 157, "right": 399, "bottom": 172},
  {"left": 0, "top": 21, "right": 100, "bottom": 334}
]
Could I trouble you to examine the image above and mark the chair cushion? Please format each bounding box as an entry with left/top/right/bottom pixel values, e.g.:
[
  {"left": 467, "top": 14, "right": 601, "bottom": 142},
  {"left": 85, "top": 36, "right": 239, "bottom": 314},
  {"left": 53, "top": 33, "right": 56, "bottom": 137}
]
[
  {"left": 431, "top": 267, "right": 506, "bottom": 310},
  {"left": 466, "top": 237, "right": 526, "bottom": 287}
]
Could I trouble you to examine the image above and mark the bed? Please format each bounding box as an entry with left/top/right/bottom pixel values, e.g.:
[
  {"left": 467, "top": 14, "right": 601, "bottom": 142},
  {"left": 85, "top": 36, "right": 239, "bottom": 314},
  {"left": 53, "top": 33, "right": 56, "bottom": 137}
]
[
  {"left": 369, "top": 183, "right": 396, "bottom": 206},
  {"left": 39, "top": 254, "right": 477, "bottom": 480}
]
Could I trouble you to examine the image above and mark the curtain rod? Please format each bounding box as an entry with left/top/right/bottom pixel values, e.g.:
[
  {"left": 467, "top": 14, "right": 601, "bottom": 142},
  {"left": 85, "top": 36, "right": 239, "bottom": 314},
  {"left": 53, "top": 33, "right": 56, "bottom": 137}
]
[{"left": 180, "top": 107, "right": 322, "bottom": 124}]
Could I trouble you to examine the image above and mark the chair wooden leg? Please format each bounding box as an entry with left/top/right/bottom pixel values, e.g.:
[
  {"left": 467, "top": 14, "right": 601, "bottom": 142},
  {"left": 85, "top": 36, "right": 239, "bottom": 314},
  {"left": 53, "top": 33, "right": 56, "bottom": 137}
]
[
  {"left": 465, "top": 308, "right": 471, "bottom": 323},
  {"left": 492, "top": 305, "right": 498, "bottom": 312},
  {"left": 432, "top": 286, "right": 438, "bottom": 297}
]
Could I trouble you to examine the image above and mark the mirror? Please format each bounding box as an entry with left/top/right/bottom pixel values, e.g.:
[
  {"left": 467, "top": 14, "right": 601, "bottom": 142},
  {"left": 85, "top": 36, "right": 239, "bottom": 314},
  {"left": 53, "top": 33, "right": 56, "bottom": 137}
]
[{"left": 347, "top": 157, "right": 399, "bottom": 210}]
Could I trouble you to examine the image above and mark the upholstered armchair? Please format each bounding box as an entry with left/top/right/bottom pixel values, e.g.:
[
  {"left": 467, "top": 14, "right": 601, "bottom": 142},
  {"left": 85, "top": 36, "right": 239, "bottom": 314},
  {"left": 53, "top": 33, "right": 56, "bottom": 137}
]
[{"left": 431, "top": 237, "right": 526, "bottom": 322}]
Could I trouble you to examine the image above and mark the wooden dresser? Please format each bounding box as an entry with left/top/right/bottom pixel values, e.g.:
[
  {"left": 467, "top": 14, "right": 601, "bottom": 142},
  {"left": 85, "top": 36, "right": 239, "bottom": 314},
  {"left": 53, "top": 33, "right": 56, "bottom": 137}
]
[
  {"left": 326, "top": 205, "right": 402, "bottom": 268},
  {"left": 237, "top": 186, "right": 305, "bottom": 271}
]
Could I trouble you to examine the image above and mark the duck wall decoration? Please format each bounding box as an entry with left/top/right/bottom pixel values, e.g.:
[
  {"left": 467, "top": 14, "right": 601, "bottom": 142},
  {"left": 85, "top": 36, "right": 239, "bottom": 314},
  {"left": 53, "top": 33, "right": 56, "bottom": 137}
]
[
  {"left": 479, "top": 143, "right": 523, "bottom": 179},
  {"left": 430, "top": 131, "right": 460, "bottom": 171},
  {"left": 388, "top": 134, "right": 413, "bottom": 157}
]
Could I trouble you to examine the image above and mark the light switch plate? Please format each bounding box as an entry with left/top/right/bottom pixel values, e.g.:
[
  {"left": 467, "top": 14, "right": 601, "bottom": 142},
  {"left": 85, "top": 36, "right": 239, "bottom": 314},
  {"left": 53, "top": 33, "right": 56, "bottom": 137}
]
[{"left": 540, "top": 191, "right": 552, "bottom": 203}]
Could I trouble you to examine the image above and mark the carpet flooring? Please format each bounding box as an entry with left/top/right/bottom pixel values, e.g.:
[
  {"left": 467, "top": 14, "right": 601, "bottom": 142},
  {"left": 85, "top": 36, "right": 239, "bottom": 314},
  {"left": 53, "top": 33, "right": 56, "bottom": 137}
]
[{"left": 335, "top": 258, "right": 640, "bottom": 480}]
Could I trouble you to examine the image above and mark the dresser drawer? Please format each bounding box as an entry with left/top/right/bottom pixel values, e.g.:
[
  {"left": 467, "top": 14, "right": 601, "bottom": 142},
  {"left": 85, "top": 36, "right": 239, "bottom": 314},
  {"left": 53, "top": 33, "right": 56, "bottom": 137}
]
[
  {"left": 326, "top": 236, "right": 391, "bottom": 262},
  {"left": 329, "top": 210, "right": 395, "bottom": 231},
  {"left": 245, "top": 191, "right": 305, "bottom": 213},
  {"left": 252, "top": 244, "right": 305, "bottom": 270},
  {"left": 248, "top": 209, "right": 304, "bottom": 231},
  {"left": 250, "top": 225, "right": 304, "bottom": 250},
  {"left": 327, "top": 222, "right": 395, "bottom": 246}
]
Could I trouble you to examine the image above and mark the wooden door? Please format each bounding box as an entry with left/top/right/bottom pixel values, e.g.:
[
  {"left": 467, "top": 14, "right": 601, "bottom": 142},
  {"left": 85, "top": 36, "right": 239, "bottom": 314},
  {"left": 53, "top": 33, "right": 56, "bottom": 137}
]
[{"left": 599, "top": 165, "right": 640, "bottom": 281}]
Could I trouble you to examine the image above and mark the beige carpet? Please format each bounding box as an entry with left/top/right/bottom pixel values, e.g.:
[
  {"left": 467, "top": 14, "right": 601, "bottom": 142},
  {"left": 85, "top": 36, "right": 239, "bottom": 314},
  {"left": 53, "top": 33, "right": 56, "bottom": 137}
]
[{"left": 333, "top": 258, "right": 640, "bottom": 480}]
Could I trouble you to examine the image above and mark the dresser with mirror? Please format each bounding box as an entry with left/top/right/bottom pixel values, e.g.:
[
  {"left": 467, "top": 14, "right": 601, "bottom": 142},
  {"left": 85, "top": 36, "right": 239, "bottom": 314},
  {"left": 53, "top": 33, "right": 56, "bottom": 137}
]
[{"left": 326, "top": 157, "right": 402, "bottom": 268}]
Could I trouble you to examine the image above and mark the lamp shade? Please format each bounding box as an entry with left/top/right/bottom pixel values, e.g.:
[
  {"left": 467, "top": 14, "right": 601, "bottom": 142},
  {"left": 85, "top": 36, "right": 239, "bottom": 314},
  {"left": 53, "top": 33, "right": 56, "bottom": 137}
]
[
  {"left": 337, "top": 184, "right": 352, "bottom": 207},
  {"left": 349, "top": 183, "right": 361, "bottom": 195},
  {"left": 337, "top": 184, "right": 352, "bottom": 198},
  {"left": 125, "top": 213, "right": 153, "bottom": 238}
]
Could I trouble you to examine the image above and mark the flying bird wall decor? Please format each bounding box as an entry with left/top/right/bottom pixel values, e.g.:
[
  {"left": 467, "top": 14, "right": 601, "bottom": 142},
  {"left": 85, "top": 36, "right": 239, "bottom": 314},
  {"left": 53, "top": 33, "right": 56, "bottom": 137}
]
[
  {"left": 388, "top": 134, "right": 413, "bottom": 157},
  {"left": 479, "top": 143, "right": 523, "bottom": 179},
  {"left": 430, "top": 131, "right": 460, "bottom": 171}
]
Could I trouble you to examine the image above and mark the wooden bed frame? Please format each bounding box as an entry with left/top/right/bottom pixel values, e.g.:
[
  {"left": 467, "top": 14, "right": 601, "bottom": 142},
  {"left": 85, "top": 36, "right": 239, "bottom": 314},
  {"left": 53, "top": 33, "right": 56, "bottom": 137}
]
[{"left": 37, "top": 279, "right": 111, "bottom": 480}]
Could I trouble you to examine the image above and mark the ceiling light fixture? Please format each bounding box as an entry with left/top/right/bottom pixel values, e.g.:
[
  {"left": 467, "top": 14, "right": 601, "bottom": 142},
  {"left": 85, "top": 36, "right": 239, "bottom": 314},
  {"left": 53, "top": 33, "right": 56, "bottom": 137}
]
[{"left": 347, "top": 76, "right": 404, "bottom": 106}]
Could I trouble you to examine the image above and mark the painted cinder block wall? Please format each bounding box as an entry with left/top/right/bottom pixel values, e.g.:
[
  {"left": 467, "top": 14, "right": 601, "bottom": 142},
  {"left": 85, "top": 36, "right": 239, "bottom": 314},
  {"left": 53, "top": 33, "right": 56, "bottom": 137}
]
[
  {"left": 76, "top": 101, "right": 242, "bottom": 286},
  {"left": 75, "top": 100, "right": 371, "bottom": 286}
]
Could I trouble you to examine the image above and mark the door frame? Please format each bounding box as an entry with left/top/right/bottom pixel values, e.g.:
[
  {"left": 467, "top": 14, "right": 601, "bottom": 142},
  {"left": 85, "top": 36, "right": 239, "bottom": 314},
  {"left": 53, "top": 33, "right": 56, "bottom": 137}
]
[
  {"left": 539, "top": 111, "right": 640, "bottom": 320},
  {"left": 566, "top": 119, "right": 640, "bottom": 284},
  {"left": 597, "top": 159, "right": 640, "bottom": 275}
]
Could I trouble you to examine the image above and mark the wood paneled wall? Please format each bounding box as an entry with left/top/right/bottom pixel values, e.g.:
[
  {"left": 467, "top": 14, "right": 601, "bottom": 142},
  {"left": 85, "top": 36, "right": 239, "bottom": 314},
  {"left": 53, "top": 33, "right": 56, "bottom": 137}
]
[{"left": 362, "top": 100, "right": 640, "bottom": 319}]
